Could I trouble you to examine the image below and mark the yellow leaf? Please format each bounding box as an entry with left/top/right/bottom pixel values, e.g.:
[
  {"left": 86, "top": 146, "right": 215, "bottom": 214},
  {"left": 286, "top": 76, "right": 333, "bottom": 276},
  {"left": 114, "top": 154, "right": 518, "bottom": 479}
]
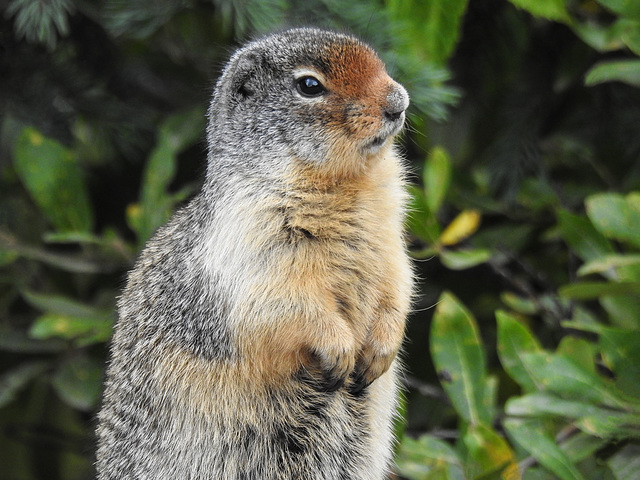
[
  {"left": 126, "top": 203, "right": 142, "bottom": 221},
  {"left": 54, "top": 317, "right": 69, "bottom": 334},
  {"left": 28, "top": 129, "right": 44, "bottom": 146},
  {"left": 502, "top": 463, "right": 521, "bottom": 480},
  {"left": 439, "top": 210, "right": 482, "bottom": 246}
]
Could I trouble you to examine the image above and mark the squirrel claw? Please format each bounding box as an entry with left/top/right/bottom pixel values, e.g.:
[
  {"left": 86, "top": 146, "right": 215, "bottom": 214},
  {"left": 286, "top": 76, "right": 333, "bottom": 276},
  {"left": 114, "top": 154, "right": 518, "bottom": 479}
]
[
  {"left": 348, "top": 369, "right": 373, "bottom": 396},
  {"left": 349, "top": 348, "right": 396, "bottom": 396},
  {"left": 318, "top": 372, "right": 346, "bottom": 392},
  {"left": 305, "top": 348, "right": 355, "bottom": 393}
]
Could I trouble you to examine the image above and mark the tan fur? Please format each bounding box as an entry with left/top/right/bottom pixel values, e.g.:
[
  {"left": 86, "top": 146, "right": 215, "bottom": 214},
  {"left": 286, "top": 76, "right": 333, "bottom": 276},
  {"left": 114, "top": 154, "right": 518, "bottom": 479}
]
[
  {"left": 206, "top": 148, "right": 411, "bottom": 389},
  {"left": 96, "top": 28, "right": 412, "bottom": 480}
]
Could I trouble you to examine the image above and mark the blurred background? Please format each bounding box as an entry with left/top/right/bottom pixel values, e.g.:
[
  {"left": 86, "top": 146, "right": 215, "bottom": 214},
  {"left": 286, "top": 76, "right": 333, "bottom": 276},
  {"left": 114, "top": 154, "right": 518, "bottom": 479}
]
[{"left": 1, "top": 1, "right": 640, "bottom": 479}]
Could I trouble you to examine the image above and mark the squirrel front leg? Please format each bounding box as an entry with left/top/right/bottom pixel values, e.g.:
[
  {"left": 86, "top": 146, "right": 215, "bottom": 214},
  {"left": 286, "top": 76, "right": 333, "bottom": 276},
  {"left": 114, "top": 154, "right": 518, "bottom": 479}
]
[
  {"left": 243, "top": 293, "right": 358, "bottom": 391},
  {"left": 302, "top": 317, "right": 358, "bottom": 391},
  {"left": 350, "top": 263, "right": 412, "bottom": 394},
  {"left": 350, "top": 301, "right": 406, "bottom": 394}
]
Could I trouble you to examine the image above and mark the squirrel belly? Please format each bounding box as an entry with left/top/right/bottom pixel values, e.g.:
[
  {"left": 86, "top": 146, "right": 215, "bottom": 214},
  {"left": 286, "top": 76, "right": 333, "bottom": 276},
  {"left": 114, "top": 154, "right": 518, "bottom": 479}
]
[{"left": 96, "top": 27, "right": 413, "bottom": 480}]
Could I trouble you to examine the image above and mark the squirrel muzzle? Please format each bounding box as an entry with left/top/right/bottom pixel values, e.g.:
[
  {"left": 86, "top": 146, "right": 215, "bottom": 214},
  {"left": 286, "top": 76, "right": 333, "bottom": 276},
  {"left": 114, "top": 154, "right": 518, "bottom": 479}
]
[{"left": 362, "top": 81, "right": 409, "bottom": 154}]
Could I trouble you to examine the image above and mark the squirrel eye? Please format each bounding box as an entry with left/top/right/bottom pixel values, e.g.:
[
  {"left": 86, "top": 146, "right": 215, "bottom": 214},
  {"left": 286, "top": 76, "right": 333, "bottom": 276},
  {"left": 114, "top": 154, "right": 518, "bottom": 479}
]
[{"left": 296, "top": 76, "right": 325, "bottom": 97}]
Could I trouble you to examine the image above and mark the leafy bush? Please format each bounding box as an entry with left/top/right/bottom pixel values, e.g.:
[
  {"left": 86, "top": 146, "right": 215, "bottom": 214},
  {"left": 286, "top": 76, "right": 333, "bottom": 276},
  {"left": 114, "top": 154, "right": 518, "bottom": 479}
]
[
  {"left": 396, "top": 1, "right": 640, "bottom": 478},
  {"left": 1, "top": 0, "right": 639, "bottom": 479}
]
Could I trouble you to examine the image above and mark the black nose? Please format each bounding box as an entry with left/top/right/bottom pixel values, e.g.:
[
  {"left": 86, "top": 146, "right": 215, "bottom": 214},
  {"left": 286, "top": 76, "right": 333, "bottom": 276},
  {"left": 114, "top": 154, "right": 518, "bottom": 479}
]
[
  {"left": 384, "top": 84, "right": 409, "bottom": 122},
  {"left": 384, "top": 108, "right": 404, "bottom": 121}
]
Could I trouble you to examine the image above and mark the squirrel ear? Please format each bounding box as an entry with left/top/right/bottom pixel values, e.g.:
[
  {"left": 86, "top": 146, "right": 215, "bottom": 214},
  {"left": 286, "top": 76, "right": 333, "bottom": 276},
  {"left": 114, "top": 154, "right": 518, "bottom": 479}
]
[{"left": 229, "top": 53, "right": 260, "bottom": 102}]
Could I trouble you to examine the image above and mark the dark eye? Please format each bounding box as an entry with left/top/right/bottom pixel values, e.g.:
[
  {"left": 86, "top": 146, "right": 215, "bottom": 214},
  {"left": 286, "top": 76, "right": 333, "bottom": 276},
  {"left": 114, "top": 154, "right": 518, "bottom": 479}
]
[{"left": 296, "top": 76, "right": 325, "bottom": 97}]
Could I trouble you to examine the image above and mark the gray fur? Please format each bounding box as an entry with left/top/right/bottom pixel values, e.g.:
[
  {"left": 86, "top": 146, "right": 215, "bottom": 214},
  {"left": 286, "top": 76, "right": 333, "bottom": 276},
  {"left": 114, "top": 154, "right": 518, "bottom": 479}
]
[{"left": 96, "top": 28, "right": 412, "bottom": 480}]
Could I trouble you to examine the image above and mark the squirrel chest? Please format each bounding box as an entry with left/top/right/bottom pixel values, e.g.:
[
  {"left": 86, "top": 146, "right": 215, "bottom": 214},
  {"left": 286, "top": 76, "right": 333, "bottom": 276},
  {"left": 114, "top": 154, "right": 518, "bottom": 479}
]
[{"left": 201, "top": 152, "right": 410, "bottom": 386}]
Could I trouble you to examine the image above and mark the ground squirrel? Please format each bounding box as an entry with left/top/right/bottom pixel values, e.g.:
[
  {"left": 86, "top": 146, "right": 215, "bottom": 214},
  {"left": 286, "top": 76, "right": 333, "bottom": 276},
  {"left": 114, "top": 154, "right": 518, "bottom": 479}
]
[{"left": 96, "top": 27, "right": 413, "bottom": 479}]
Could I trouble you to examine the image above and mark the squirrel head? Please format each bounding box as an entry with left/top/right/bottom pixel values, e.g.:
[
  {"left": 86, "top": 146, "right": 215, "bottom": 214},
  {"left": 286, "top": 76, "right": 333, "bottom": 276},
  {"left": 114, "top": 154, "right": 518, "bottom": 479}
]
[{"left": 206, "top": 28, "right": 409, "bottom": 180}]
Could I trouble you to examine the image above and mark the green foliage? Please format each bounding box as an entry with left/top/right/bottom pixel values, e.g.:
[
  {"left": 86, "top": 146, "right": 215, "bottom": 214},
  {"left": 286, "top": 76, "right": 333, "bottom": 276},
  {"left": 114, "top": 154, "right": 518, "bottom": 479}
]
[
  {"left": 585, "top": 60, "right": 640, "bottom": 87},
  {"left": 127, "top": 107, "right": 206, "bottom": 245},
  {"left": 506, "top": 0, "right": 570, "bottom": 23},
  {"left": 386, "top": 0, "right": 469, "bottom": 66},
  {"left": 6, "top": 0, "right": 74, "bottom": 49},
  {"left": 409, "top": 145, "right": 490, "bottom": 270},
  {"left": 13, "top": 128, "right": 93, "bottom": 233},
  {"left": 431, "top": 293, "right": 492, "bottom": 427},
  {"left": 398, "top": 1, "right": 640, "bottom": 478},
  {"left": 399, "top": 293, "right": 518, "bottom": 480},
  {"left": 3, "top": 0, "right": 640, "bottom": 479}
]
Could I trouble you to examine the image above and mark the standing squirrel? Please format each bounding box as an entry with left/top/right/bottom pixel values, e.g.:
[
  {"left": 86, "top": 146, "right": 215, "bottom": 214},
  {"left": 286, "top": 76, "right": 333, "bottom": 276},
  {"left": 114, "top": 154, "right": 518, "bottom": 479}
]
[{"left": 96, "top": 27, "right": 413, "bottom": 480}]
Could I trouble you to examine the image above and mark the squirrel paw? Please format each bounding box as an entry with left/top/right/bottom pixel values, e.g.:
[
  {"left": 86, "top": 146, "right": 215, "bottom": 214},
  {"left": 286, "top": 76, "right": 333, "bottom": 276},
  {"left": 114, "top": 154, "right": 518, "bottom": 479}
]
[
  {"left": 305, "top": 345, "right": 356, "bottom": 392},
  {"left": 349, "top": 344, "right": 397, "bottom": 396}
]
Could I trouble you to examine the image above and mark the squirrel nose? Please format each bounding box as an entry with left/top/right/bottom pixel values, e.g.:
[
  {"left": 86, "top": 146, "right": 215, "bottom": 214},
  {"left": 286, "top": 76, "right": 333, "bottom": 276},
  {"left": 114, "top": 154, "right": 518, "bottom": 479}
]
[{"left": 384, "top": 84, "right": 409, "bottom": 121}]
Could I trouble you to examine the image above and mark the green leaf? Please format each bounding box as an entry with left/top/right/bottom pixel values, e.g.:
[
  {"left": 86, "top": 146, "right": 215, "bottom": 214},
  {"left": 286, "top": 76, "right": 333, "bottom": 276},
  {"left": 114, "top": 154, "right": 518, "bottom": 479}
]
[
  {"left": 13, "top": 127, "right": 93, "bottom": 233},
  {"left": 601, "top": 295, "right": 640, "bottom": 329},
  {"left": 556, "top": 337, "right": 596, "bottom": 374},
  {"left": 517, "top": 177, "right": 559, "bottom": 211},
  {"left": 483, "top": 375, "right": 499, "bottom": 425},
  {"left": 386, "top": 0, "right": 469, "bottom": 66},
  {"left": 23, "top": 290, "right": 113, "bottom": 346},
  {"left": 395, "top": 434, "right": 465, "bottom": 480},
  {"left": 0, "top": 325, "right": 66, "bottom": 353},
  {"left": 586, "top": 192, "right": 640, "bottom": 248},
  {"left": 506, "top": 0, "right": 571, "bottom": 23},
  {"left": 565, "top": 305, "right": 601, "bottom": 328},
  {"left": 0, "top": 250, "right": 18, "bottom": 266},
  {"left": 407, "top": 185, "right": 441, "bottom": 245},
  {"left": 506, "top": 392, "right": 610, "bottom": 419},
  {"left": 51, "top": 353, "right": 102, "bottom": 411},
  {"left": 0, "top": 362, "right": 49, "bottom": 408},
  {"left": 595, "top": 0, "right": 640, "bottom": 19},
  {"left": 496, "top": 310, "right": 543, "bottom": 393},
  {"left": 431, "top": 292, "right": 491, "bottom": 425},
  {"left": 585, "top": 59, "right": 640, "bottom": 87},
  {"left": 520, "top": 352, "right": 628, "bottom": 409},
  {"left": 504, "top": 419, "right": 586, "bottom": 480},
  {"left": 520, "top": 468, "right": 554, "bottom": 480},
  {"left": 424, "top": 146, "right": 452, "bottom": 215},
  {"left": 103, "top": 0, "right": 187, "bottom": 39},
  {"left": 559, "top": 281, "right": 640, "bottom": 299},
  {"left": 0, "top": 234, "right": 106, "bottom": 273},
  {"left": 578, "top": 254, "right": 640, "bottom": 278},
  {"left": 571, "top": 20, "right": 627, "bottom": 53},
  {"left": 620, "top": 19, "right": 640, "bottom": 55},
  {"left": 22, "top": 290, "right": 109, "bottom": 318},
  {"left": 607, "top": 444, "right": 640, "bottom": 480},
  {"left": 473, "top": 224, "right": 535, "bottom": 254},
  {"left": 556, "top": 209, "right": 613, "bottom": 263},
  {"left": 572, "top": 17, "right": 640, "bottom": 54},
  {"left": 599, "top": 328, "right": 640, "bottom": 397},
  {"left": 561, "top": 432, "right": 609, "bottom": 463},
  {"left": 130, "top": 107, "right": 205, "bottom": 243},
  {"left": 42, "top": 231, "right": 106, "bottom": 244},
  {"left": 439, "top": 248, "right": 492, "bottom": 270},
  {"left": 463, "top": 423, "right": 517, "bottom": 478},
  {"left": 500, "top": 293, "right": 538, "bottom": 314},
  {"left": 576, "top": 412, "right": 640, "bottom": 439},
  {"left": 29, "top": 313, "right": 113, "bottom": 347},
  {"left": 575, "top": 412, "right": 640, "bottom": 440}
]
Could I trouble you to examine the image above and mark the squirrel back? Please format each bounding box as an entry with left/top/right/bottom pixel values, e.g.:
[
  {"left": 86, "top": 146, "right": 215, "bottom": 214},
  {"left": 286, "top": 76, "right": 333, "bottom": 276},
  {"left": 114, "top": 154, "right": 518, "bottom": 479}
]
[{"left": 96, "top": 27, "right": 412, "bottom": 480}]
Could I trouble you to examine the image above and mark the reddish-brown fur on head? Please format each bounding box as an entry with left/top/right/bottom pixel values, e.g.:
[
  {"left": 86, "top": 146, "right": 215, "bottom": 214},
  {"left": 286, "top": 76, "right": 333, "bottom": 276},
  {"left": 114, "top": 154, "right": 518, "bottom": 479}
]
[
  {"left": 284, "top": 35, "right": 409, "bottom": 181},
  {"left": 322, "top": 42, "right": 397, "bottom": 141}
]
